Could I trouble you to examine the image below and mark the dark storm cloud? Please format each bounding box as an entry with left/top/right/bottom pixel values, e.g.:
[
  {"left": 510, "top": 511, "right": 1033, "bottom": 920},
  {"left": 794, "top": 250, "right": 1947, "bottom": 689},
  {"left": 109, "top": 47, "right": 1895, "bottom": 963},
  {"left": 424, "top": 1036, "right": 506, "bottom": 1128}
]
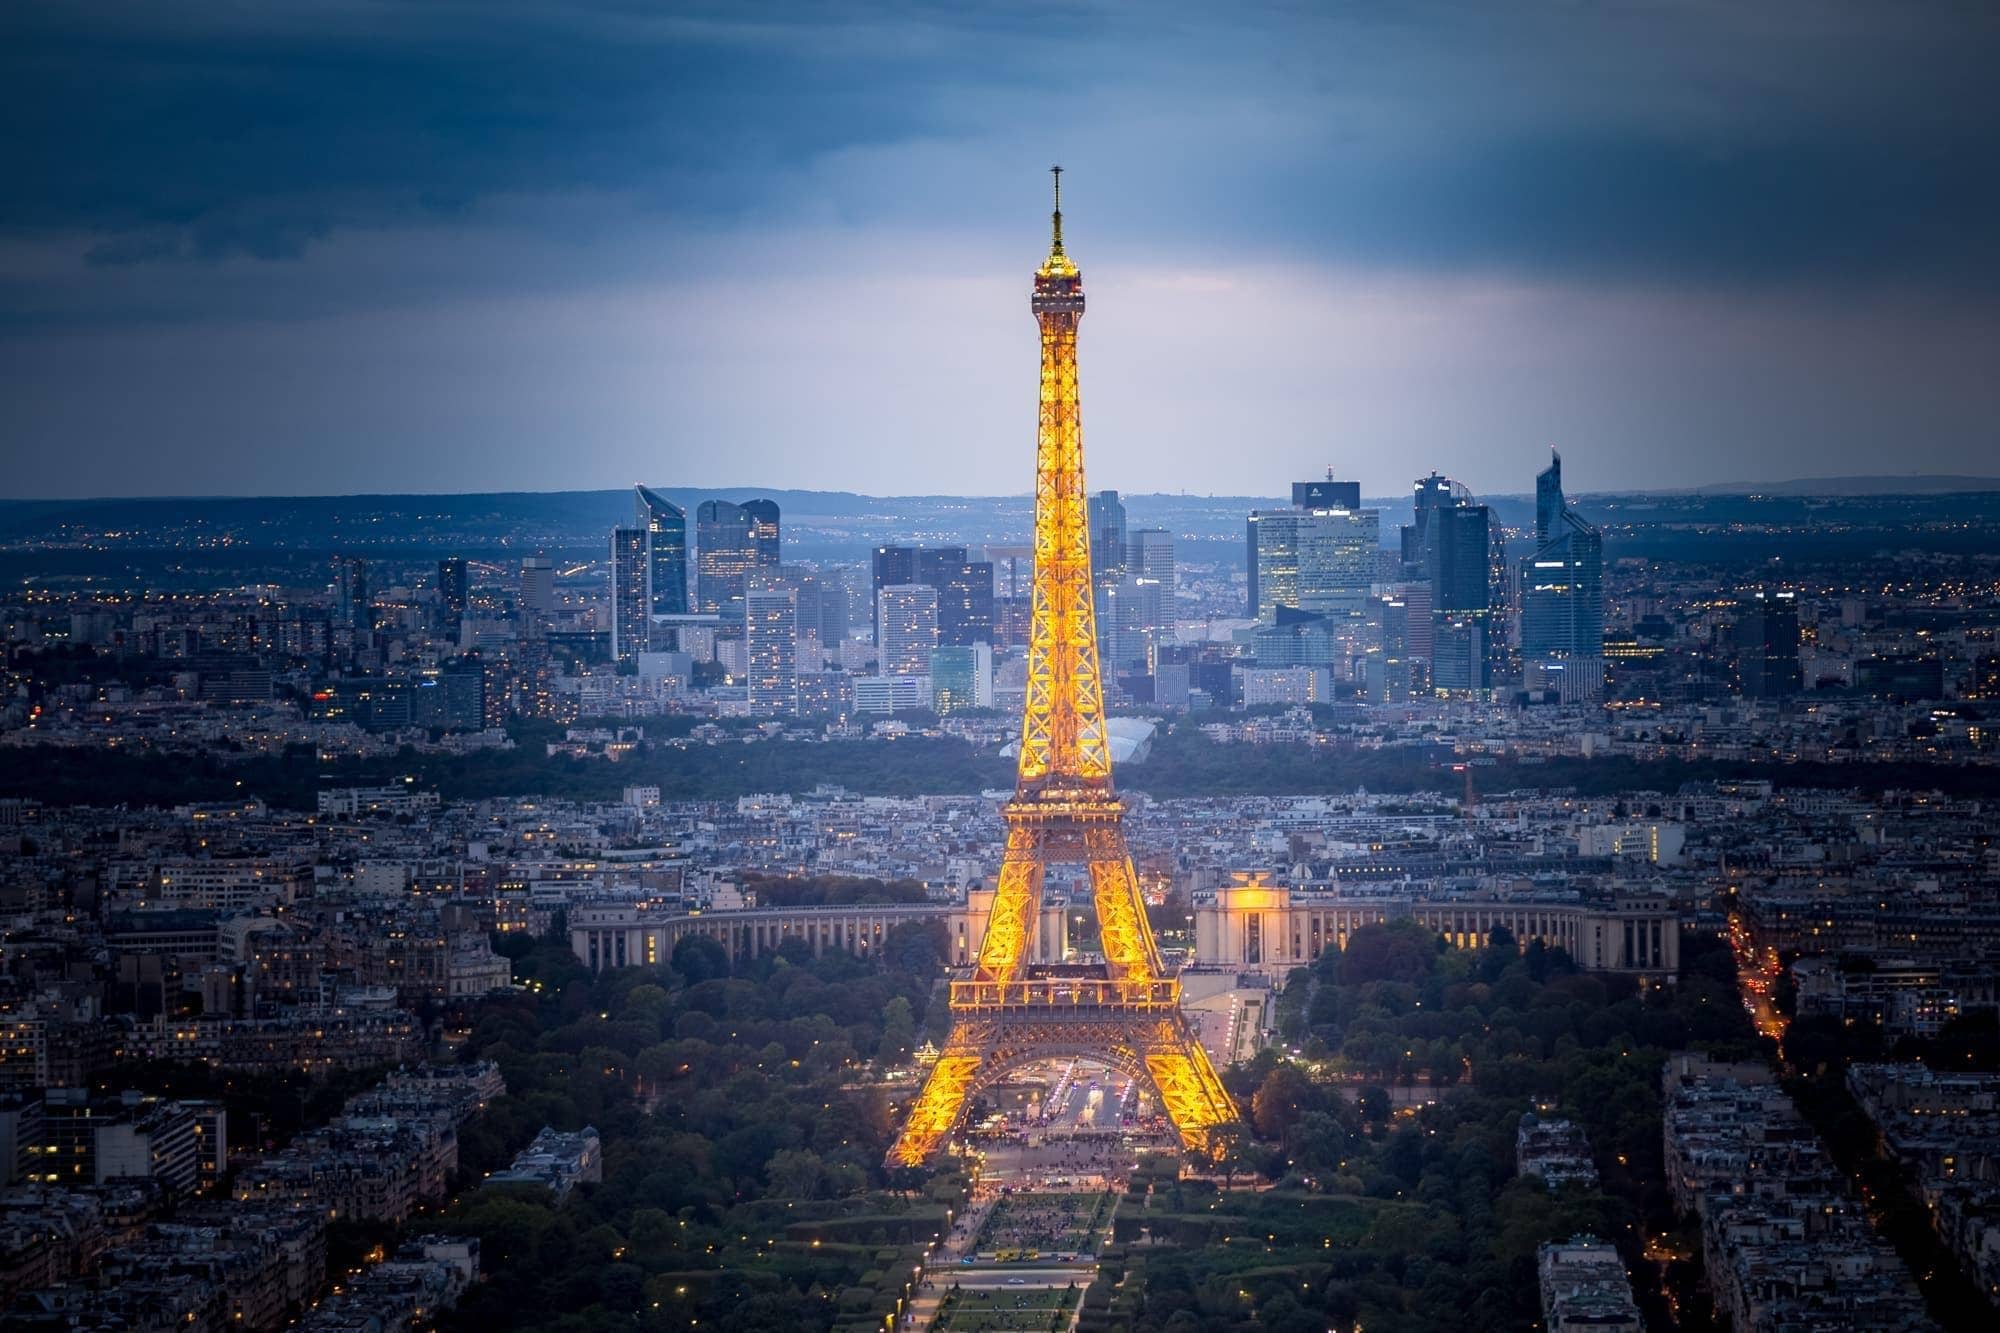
[
  {"left": 3, "top": 2, "right": 930, "bottom": 258},
  {"left": 5, "top": 1, "right": 2000, "bottom": 499},
  {"left": 6, "top": 1, "right": 1999, "bottom": 293}
]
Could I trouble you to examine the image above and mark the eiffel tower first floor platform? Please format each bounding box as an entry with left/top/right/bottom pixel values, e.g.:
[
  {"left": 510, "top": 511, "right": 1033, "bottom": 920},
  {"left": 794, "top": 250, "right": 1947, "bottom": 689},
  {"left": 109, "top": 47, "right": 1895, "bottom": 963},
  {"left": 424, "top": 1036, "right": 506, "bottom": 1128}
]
[{"left": 884, "top": 981, "right": 1238, "bottom": 1168}]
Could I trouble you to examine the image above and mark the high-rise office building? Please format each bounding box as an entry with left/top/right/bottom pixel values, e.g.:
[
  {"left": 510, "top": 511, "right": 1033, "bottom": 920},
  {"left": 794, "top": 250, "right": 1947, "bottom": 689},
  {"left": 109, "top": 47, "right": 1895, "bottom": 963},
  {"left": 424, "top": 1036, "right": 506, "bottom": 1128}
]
[
  {"left": 1398, "top": 472, "right": 1498, "bottom": 688},
  {"left": 878, "top": 583, "right": 940, "bottom": 675},
  {"left": 1087, "top": 490, "right": 1129, "bottom": 661},
  {"left": 1536, "top": 456, "right": 1566, "bottom": 545},
  {"left": 872, "top": 546, "right": 993, "bottom": 647},
  {"left": 744, "top": 579, "right": 798, "bottom": 716},
  {"left": 1426, "top": 499, "right": 1491, "bottom": 613},
  {"left": 832, "top": 565, "right": 871, "bottom": 644},
  {"left": 779, "top": 567, "right": 849, "bottom": 667},
  {"left": 415, "top": 655, "right": 487, "bottom": 732},
  {"left": 1519, "top": 451, "right": 1605, "bottom": 699},
  {"left": 743, "top": 499, "right": 781, "bottom": 569},
  {"left": 1248, "top": 486, "right": 1379, "bottom": 620},
  {"left": 930, "top": 643, "right": 994, "bottom": 713},
  {"left": 1296, "top": 509, "right": 1378, "bottom": 615},
  {"left": 696, "top": 498, "right": 779, "bottom": 623},
  {"left": 1404, "top": 472, "right": 1454, "bottom": 569},
  {"left": 985, "top": 544, "right": 1034, "bottom": 648},
  {"left": 609, "top": 528, "right": 649, "bottom": 663},
  {"left": 1099, "top": 575, "right": 1172, "bottom": 674},
  {"left": 872, "top": 545, "right": 916, "bottom": 642},
  {"left": 933, "top": 554, "right": 995, "bottom": 647},
  {"left": 1368, "top": 592, "right": 1428, "bottom": 703},
  {"left": 1128, "top": 528, "right": 1176, "bottom": 635},
  {"left": 1734, "top": 591, "right": 1802, "bottom": 698},
  {"left": 519, "top": 558, "right": 554, "bottom": 619},
  {"left": 1292, "top": 478, "right": 1361, "bottom": 510},
  {"left": 334, "top": 556, "right": 371, "bottom": 639},
  {"left": 697, "top": 500, "right": 755, "bottom": 616},
  {"left": 436, "top": 558, "right": 468, "bottom": 638},
  {"left": 1087, "top": 490, "right": 1128, "bottom": 583},
  {"left": 1431, "top": 613, "right": 1487, "bottom": 693},
  {"left": 634, "top": 486, "right": 689, "bottom": 617}
]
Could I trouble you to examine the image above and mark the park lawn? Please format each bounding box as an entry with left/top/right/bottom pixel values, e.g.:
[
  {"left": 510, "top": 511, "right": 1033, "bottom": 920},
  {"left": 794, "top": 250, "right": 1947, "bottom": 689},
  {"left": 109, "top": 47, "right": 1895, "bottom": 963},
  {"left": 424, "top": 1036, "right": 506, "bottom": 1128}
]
[
  {"left": 976, "top": 1191, "right": 1113, "bottom": 1256},
  {"left": 934, "top": 1284, "right": 1081, "bottom": 1332}
]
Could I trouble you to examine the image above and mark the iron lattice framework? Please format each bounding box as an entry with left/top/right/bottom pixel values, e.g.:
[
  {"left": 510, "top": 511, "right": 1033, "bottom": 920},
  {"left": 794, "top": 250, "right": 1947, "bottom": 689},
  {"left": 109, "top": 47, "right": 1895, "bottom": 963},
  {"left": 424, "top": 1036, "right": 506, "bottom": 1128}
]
[{"left": 888, "top": 171, "right": 1239, "bottom": 1166}]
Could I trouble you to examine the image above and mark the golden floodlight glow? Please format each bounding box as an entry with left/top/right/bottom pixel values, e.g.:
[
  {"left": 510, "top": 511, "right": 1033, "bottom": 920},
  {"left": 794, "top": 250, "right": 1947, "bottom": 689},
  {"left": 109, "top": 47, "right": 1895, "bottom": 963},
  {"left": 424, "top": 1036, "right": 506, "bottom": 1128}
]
[{"left": 888, "top": 171, "right": 1238, "bottom": 1168}]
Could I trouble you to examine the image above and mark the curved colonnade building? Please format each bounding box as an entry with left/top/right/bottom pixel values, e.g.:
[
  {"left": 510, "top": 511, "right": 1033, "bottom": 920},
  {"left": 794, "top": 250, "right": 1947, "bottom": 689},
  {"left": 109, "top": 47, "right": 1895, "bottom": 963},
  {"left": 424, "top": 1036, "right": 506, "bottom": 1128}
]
[{"left": 572, "top": 878, "right": 1677, "bottom": 979}]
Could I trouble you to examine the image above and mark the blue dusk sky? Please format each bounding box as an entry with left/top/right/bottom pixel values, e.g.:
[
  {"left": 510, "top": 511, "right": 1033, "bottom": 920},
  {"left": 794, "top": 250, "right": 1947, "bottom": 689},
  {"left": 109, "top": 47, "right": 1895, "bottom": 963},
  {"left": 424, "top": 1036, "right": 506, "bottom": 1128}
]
[{"left": 3, "top": 1, "right": 1998, "bottom": 499}]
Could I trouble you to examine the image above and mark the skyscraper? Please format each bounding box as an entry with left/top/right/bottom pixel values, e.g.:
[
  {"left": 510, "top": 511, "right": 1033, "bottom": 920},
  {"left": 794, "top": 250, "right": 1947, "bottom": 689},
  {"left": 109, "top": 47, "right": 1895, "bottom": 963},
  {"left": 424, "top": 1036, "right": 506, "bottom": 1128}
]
[
  {"left": 744, "top": 578, "right": 798, "bottom": 716},
  {"left": 1248, "top": 486, "right": 1378, "bottom": 620},
  {"left": 743, "top": 498, "right": 781, "bottom": 569},
  {"left": 519, "top": 557, "right": 554, "bottom": 618},
  {"left": 1399, "top": 472, "right": 1498, "bottom": 689},
  {"left": 871, "top": 544, "right": 916, "bottom": 643},
  {"left": 634, "top": 486, "right": 689, "bottom": 617},
  {"left": 334, "top": 556, "right": 371, "bottom": 645},
  {"left": 1520, "top": 451, "right": 1605, "bottom": 700},
  {"left": 1101, "top": 575, "right": 1173, "bottom": 674},
  {"left": 985, "top": 544, "right": 1034, "bottom": 648},
  {"left": 932, "top": 554, "right": 994, "bottom": 647},
  {"left": 1086, "top": 490, "right": 1128, "bottom": 661},
  {"left": 879, "top": 583, "right": 940, "bottom": 675},
  {"left": 781, "top": 566, "right": 849, "bottom": 666},
  {"left": 609, "top": 528, "right": 648, "bottom": 663},
  {"left": 1128, "top": 527, "right": 1176, "bottom": 636},
  {"left": 1536, "top": 455, "right": 1567, "bottom": 545},
  {"left": 1292, "top": 477, "right": 1361, "bottom": 510},
  {"left": 930, "top": 643, "right": 994, "bottom": 713},
  {"left": 872, "top": 546, "right": 993, "bottom": 647},
  {"left": 1401, "top": 476, "right": 1491, "bottom": 612},
  {"left": 436, "top": 557, "right": 468, "bottom": 639},
  {"left": 1087, "top": 490, "right": 1127, "bottom": 583},
  {"left": 1404, "top": 472, "right": 1454, "bottom": 568},
  {"left": 696, "top": 498, "right": 778, "bottom": 624},
  {"left": 1734, "top": 591, "right": 1802, "bottom": 699},
  {"left": 1431, "top": 613, "right": 1487, "bottom": 694}
]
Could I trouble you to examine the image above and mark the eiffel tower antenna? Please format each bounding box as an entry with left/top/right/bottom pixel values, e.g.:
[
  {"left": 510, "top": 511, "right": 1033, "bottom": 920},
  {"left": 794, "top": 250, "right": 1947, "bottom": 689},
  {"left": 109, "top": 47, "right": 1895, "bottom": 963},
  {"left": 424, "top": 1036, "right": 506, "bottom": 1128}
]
[
  {"left": 1049, "top": 164, "right": 1064, "bottom": 257},
  {"left": 888, "top": 175, "right": 1238, "bottom": 1167}
]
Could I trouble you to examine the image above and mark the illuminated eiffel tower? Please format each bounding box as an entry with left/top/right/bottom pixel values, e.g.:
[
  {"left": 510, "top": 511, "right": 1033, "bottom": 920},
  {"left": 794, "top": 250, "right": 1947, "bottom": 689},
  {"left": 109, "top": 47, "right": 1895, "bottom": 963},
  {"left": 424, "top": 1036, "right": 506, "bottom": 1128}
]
[{"left": 888, "top": 170, "right": 1239, "bottom": 1167}]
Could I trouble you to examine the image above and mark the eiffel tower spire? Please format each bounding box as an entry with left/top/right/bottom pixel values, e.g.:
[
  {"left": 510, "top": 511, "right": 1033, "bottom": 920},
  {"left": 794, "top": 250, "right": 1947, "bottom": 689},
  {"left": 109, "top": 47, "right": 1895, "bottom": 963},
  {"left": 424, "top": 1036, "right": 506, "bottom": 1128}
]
[{"left": 888, "top": 177, "right": 1238, "bottom": 1167}]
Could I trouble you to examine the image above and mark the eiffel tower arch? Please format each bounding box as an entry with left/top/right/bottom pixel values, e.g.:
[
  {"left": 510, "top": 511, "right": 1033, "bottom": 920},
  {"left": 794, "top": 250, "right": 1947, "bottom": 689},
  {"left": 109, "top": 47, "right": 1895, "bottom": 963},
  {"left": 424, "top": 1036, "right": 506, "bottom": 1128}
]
[{"left": 887, "top": 171, "right": 1239, "bottom": 1167}]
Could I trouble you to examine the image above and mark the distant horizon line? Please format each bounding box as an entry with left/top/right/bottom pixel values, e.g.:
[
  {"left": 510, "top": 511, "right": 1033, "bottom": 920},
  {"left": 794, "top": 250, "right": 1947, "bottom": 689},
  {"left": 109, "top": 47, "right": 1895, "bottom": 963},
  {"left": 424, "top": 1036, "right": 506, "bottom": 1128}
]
[{"left": 8, "top": 472, "right": 2000, "bottom": 507}]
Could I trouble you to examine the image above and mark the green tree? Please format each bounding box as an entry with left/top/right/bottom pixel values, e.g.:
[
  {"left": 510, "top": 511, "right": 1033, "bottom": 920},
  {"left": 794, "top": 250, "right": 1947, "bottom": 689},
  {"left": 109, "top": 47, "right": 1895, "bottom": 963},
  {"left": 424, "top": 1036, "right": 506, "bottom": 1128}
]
[
  {"left": 671, "top": 934, "right": 730, "bottom": 985},
  {"left": 1251, "top": 1062, "right": 1314, "bottom": 1141},
  {"left": 877, "top": 996, "right": 916, "bottom": 1064},
  {"left": 766, "top": 1148, "right": 826, "bottom": 1199}
]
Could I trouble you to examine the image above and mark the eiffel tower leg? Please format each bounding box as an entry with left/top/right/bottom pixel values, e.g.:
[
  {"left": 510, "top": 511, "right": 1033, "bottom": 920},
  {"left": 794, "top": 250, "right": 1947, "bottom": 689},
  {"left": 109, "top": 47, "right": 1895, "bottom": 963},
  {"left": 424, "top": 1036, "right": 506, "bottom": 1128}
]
[
  {"left": 1084, "top": 829, "right": 1162, "bottom": 981},
  {"left": 972, "top": 824, "right": 1045, "bottom": 982},
  {"left": 887, "top": 1024, "right": 989, "bottom": 1167},
  {"left": 1139, "top": 1014, "right": 1239, "bottom": 1157}
]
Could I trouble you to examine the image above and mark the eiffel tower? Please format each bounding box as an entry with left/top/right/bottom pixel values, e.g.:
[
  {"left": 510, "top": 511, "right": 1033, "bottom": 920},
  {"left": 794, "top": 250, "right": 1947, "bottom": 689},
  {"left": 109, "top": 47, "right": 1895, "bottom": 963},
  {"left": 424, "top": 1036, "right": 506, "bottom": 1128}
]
[{"left": 887, "top": 170, "right": 1239, "bottom": 1167}]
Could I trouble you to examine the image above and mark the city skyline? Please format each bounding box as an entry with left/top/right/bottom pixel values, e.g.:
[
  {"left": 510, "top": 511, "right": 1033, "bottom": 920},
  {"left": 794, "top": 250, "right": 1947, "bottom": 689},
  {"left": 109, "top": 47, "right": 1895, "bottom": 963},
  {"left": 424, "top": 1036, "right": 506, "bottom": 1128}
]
[{"left": 6, "top": 3, "right": 2000, "bottom": 499}]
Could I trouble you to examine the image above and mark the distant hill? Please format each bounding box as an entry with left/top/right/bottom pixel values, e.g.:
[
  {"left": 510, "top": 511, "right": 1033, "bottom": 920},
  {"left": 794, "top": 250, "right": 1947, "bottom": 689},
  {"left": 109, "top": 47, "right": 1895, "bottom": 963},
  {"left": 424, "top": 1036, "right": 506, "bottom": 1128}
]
[
  {"left": 5, "top": 476, "right": 1999, "bottom": 551},
  {"left": 1688, "top": 475, "right": 2000, "bottom": 498}
]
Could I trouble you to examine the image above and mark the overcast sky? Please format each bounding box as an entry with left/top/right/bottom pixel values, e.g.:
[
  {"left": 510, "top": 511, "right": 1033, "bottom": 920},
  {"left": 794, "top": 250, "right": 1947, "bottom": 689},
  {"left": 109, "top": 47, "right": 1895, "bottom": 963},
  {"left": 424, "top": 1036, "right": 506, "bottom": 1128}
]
[{"left": 4, "top": 1, "right": 1998, "bottom": 500}]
